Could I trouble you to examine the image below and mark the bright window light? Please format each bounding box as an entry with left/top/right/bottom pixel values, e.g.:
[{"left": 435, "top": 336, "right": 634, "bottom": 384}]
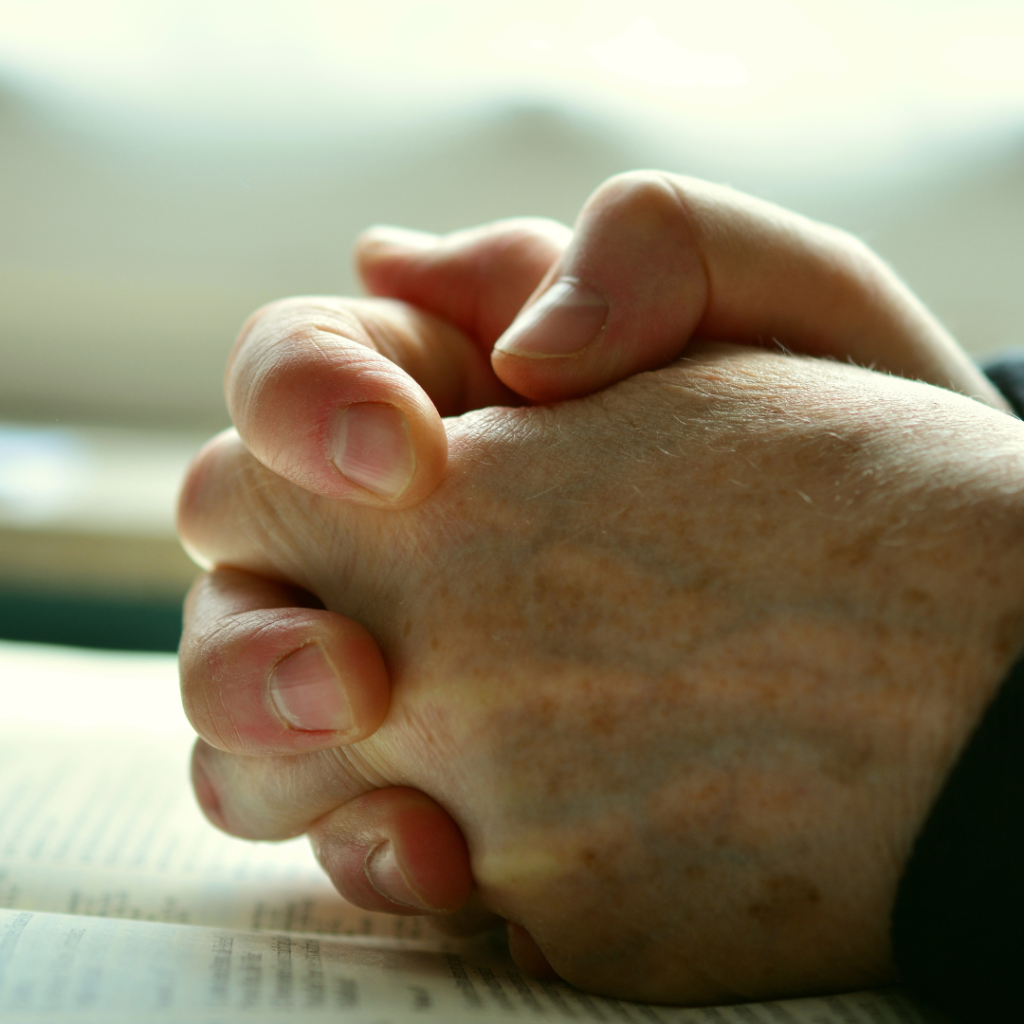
[
  {"left": 587, "top": 19, "right": 749, "bottom": 91},
  {"left": 942, "top": 33, "right": 1024, "bottom": 84},
  {"left": 0, "top": 1, "right": 1021, "bottom": 158}
]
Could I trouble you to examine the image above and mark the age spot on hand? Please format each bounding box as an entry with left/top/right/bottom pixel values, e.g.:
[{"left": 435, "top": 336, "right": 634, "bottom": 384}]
[{"left": 747, "top": 875, "right": 822, "bottom": 929}]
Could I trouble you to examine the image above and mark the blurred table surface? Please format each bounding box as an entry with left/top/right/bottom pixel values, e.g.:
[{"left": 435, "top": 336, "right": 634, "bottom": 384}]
[{"left": 0, "top": 421, "right": 205, "bottom": 601}]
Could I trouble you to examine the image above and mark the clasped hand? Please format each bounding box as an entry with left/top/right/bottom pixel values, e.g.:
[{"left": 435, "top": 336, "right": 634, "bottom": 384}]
[{"left": 176, "top": 173, "right": 1024, "bottom": 1004}]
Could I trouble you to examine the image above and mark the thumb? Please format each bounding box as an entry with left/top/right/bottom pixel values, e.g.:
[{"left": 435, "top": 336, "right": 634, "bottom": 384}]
[
  {"left": 491, "top": 171, "right": 1003, "bottom": 408},
  {"left": 356, "top": 218, "right": 570, "bottom": 352}
]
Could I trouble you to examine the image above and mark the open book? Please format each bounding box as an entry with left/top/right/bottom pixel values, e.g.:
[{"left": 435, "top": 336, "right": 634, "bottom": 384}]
[{"left": 0, "top": 640, "right": 945, "bottom": 1023}]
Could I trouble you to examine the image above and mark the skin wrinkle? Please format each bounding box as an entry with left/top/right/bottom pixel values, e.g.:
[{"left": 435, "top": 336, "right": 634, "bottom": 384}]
[
  {"left": 183, "top": 649, "right": 238, "bottom": 754},
  {"left": 234, "top": 308, "right": 341, "bottom": 420},
  {"left": 233, "top": 303, "right": 481, "bottom": 493},
  {"left": 346, "top": 308, "right": 438, "bottom": 400},
  {"left": 182, "top": 614, "right": 268, "bottom": 749},
  {"left": 214, "top": 614, "right": 322, "bottom": 746},
  {"left": 178, "top": 170, "right": 1016, "bottom": 990},
  {"left": 234, "top": 341, "right": 288, "bottom": 435},
  {"left": 180, "top": 345, "right": 1024, "bottom": 1003}
]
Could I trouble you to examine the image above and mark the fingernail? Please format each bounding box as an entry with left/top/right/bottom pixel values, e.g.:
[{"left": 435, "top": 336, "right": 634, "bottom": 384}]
[
  {"left": 270, "top": 644, "right": 353, "bottom": 733},
  {"left": 365, "top": 841, "right": 432, "bottom": 911},
  {"left": 494, "top": 277, "right": 608, "bottom": 358},
  {"left": 332, "top": 402, "right": 415, "bottom": 500}
]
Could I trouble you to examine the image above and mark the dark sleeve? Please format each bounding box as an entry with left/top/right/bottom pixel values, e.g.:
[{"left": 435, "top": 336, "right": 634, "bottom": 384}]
[
  {"left": 892, "top": 651, "right": 1024, "bottom": 1024},
  {"left": 890, "top": 357, "right": 1024, "bottom": 1024},
  {"left": 984, "top": 354, "right": 1024, "bottom": 418}
]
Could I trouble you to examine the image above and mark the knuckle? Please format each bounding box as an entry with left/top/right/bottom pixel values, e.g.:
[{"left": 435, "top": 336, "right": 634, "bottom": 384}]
[
  {"left": 488, "top": 216, "right": 572, "bottom": 249},
  {"left": 177, "top": 433, "right": 298, "bottom": 583},
  {"left": 813, "top": 222, "right": 892, "bottom": 298},
  {"left": 588, "top": 170, "right": 692, "bottom": 230},
  {"left": 245, "top": 297, "right": 367, "bottom": 355},
  {"left": 178, "top": 627, "right": 238, "bottom": 749},
  {"left": 236, "top": 296, "right": 319, "bottom": 347},
  {"left": 195, "top": 745, "right": 301, "bottom": 840},
  {"left": 229, "top": 298, "right": 323, "bottom": 389},
  {"left": 230, "top": 298, "right": 337, "bottom": 373},
  {"left": 228, "top": 298, "right": 388, "bottom": 434},
  {"left": 838, "top": 228, "right": 888, "bottom": 280},
  {"left": 175, "top": 429, "right": 241, "bottom": 555}
]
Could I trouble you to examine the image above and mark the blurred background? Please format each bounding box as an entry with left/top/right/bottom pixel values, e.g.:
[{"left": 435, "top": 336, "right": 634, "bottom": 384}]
[{"left": 1, "top": 0, "right": 1023, "bottom": 650}]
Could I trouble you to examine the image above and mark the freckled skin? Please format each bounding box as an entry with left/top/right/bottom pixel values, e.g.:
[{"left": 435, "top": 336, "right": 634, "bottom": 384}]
[
  {"left": 748, "top": 877, "right": 822, "bottom": 928},
  {"left": 180, "top": 344, "right": 1024, "bottom": 1005}
]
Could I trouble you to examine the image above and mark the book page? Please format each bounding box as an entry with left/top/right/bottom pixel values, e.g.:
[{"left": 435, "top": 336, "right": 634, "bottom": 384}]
[
  {"left": 0, "top": 642, "right": 946, "bottom": 1022},
  {"left": 0, "top": 641, "right": 449, "bottom": 945},
  {"left": 0, "top": 908, "right": 937, "bottom": 1023}
]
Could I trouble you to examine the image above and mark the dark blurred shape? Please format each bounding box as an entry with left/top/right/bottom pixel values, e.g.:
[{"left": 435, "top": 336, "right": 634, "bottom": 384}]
[
  {"left": 0, "top": 586, "right": 181, "bottom": 652},
  {"left": 985, "top": 352, "right": 1024, "bottom": 418}
]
